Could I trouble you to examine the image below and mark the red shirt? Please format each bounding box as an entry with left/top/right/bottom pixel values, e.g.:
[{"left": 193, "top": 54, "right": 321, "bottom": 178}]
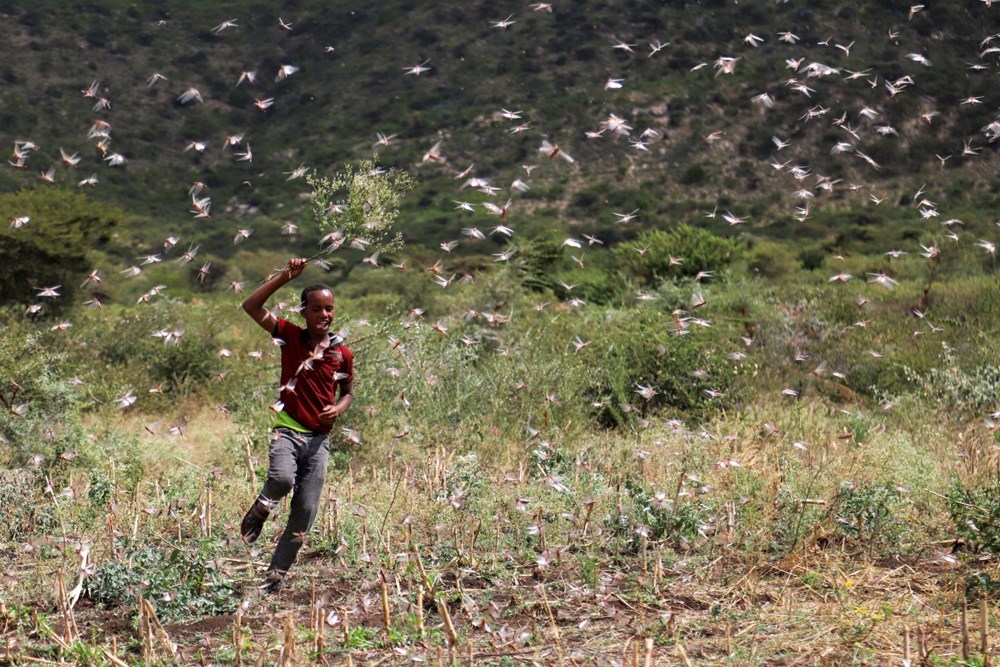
[{"left": 273, "top": 318, "right": 354, "bottom": 434}]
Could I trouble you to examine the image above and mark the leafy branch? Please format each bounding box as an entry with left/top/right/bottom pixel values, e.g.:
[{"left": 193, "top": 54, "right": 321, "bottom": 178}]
[{"left": 306, "top": 158, "right": 416, "bottom": 255}]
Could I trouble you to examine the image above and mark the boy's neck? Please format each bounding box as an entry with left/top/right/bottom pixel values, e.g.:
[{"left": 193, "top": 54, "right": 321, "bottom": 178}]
[{"left": 308, "top": 331, "right": 330, "bottom": 348}]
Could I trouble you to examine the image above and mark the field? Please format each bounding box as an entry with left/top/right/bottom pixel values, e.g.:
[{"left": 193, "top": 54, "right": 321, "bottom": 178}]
[{"left": 4, "top": 248, "right": 1000, "bottom": 665}]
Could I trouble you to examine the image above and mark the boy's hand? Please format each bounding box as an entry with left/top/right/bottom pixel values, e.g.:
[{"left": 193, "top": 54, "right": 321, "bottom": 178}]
[
  {"left": 285, "top": 258, "right": 307, "bottom": 280},
  {"left": 319, "top": 404, "right": 339, "bottom": 425}
]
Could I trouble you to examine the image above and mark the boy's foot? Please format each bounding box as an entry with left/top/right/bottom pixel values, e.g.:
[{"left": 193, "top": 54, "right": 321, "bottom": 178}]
[
  {"left": 240, "top": 500, "right": 270, "bottom": 544},
  {"left": 257, "top": 569, "right": 286, "bottom": 593}
]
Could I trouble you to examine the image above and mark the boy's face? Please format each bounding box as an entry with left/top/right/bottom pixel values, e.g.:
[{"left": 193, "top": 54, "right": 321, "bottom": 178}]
[{"left": 302, "top": 289, "right": 335, "bottom": 336}]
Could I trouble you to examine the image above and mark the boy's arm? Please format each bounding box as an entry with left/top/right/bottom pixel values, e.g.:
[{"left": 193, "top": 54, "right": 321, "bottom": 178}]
[
  {"left": 242, "top": 258, "right": 306, "bottom": 332},
  {"left": 319, "top": 378, "right": 353, "bottom": 426}
]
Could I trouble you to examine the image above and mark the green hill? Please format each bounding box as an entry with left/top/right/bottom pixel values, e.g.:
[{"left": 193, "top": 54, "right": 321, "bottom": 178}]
[{"left": 0, "top": 0, "right": 998, "bottom": 270}]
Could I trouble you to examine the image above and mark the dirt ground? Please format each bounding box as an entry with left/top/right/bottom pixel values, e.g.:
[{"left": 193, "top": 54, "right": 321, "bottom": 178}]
[{"left": 18, "top": 546, "right": 999, "bottom": 666}]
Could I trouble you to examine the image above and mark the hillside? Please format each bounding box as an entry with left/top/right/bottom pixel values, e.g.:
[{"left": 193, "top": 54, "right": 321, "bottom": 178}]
[{"left": 1, "top": 0, "right": 999, "bottom": 273}]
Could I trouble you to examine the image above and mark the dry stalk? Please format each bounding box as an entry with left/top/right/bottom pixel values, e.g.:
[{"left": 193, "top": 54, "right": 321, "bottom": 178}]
[
  {"left": 676, "top": 639, "right": 693, "bottom": 667},
  {"left": 55, "top": 570, "right": 78, "bottom": 645},
  {"left": 436, "top": 596, "right": 458, "bottom": 646},
  {"left": 101, "top": 648, "right": 130, "bottom": 667},
  {"left": 643, "top": 637, "right": 654, "bottom": 667},
  {"left": 281, "top": 612, "right": 295, "bottom": 667},
  {"left": 206, "top": 484, "right": 213, "bottom": 538},
  {"left": 981, "top": 593, "right": 990, "bottom": 667},
  {"left": 640, "top": 534, "right": 648, "bottom": 574},
  {"left": 962, "top": 597, "right": 970, "bottom": 661},
  {"left": 580, "top": 499, "right": 596, "bottom": 538},
  {"left": 139, "top": 595, "right": 154, "bottom": 665},
  {"left": 242, "top": 435, "right": 257, "bottom": 489},
  {"left": 380, "top": 571, "right": 392, "bottom": 631},
  {"left": 538, "top": 584, "right": 564, "bottom": 663},
  {"left": 140, "top": 598, "right": 178, "bottom": 662},
  {"left": 342, "top": 606, "right": 351, "bottom": 646},
  {"left": 416, "top": 585, "right": 426, "bottom": 638},
  {"left": 413, "top": 548, "right": 436, "bottom": 596},
  {"left": 232, "top": 608, "right": 244, "bottom": 667}
]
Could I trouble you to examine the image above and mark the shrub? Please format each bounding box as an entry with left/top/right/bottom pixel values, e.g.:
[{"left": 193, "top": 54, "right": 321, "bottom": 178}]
[
  {"left": 0, "top": 188, "right": 127, "bottom": 313},
  {"left": 679, "top": 163, "right": 707, "bottom": 185},
  {"left": 948, "top": 484, "right": 1000, "bottom": 555},
  {"left": 604, "top": 478, "right": 713, "bottom": 551},
  {"left": 586, "top": 307, "right": 730, "bottom": 426},
  {"left": 84, "top": 538, "right": 238, "bottom": 621},
  {"left": 0, "top": 317, "right": 87, "bottom": 467},
  {"left": 613, "top": 225, "right": 742, "bottom": 284},
  {"left": 832, "top": 482, "right": 907, "bottom": 556}
]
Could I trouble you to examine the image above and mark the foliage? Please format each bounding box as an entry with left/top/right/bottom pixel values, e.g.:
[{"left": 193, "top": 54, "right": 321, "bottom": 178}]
[
  {"left": 307, "top": 158, "right": 416, "bottom": 254},
  {"left": 832, "top": 483, "right": 907, "bottom": 556},
  {"left": 0, "top": 188, "right": 127, "bottom": 312},
  {"left": 0, "top": 316, "right": 86, "bottom": 467},
  {"left": 586, "top": 306, "right": 731, "bottom": 427},
  {"left": 605, "top": 478, "right": 712, "bottom": 550},
  {"left": 905, "top": 355, "right": 1000, "bottom": 413},
  {"left": 948, "top": 483, "right": 1000, "bottom": 555},
  {"left": 613, "top": 225, "right": 743, "bottom": 285},
  {"left": 83, "top": 538, "right": 238, "bottom": 622}
]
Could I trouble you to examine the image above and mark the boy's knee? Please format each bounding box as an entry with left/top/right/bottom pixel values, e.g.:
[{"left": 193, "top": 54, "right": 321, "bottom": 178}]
[{"left": 267, "top": 474, "right": 295, "bottom": 498}]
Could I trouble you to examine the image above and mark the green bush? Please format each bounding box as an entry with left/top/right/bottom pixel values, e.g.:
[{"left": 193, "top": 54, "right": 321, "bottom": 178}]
[
  {"left": 948, "top": 484, "right": 1000, "bottom": 555},
  {"left": 0, "top": 188, "right": 128, "bottom": 313},
  {"left": 832, "top": 483, "right": 907, "bottom": 556},
  {"left": 0, "top": 317, "right": 87, "bottom": 467},
  {"left": 84, "top": 538, "right": 238, "bottom": 621},
  {"left": 586, "top": 307, "right": 730, "bottom": 426},
  {"left": 613, "top": 225, "right": 742, "bottom": 284},
  {"left": 604, "top": 478, "right": 713, "bottom": 551}
]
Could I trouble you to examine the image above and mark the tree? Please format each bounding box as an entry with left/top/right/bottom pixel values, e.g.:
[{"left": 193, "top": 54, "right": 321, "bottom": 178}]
[{"left": 0, "top": 188, "right": 127, "bottom": 313}]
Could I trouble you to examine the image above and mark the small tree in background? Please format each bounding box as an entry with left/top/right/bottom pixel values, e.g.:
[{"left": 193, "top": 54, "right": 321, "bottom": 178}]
[{"left": 614, "top": 224, "right": 743, "bottom": 285}]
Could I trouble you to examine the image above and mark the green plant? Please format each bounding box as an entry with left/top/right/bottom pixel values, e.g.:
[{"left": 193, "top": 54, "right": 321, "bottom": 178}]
[
  {"left": 307, "top": 158, "right": 416, "bottom": 253},
  {"left": 949, "top": 484, "right": 1000, "bottom": 555},
  {"left": 84, "top": 538, "right": 238, "bottom": 621},
  {"left": 613, "top": 225, "right": 742, "bottom": 284},
  {"left": 832, "top": 483, "right": 906, "bottom": 556}
]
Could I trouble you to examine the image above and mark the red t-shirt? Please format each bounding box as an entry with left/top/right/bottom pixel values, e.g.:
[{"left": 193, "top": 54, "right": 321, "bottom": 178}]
[{"left": 273, "top": 318, "right": 354, "bottom": 434}]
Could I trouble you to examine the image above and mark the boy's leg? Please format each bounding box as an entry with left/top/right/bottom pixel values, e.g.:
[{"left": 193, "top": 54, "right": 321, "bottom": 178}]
[
  {"left": 241, "top": 429, "right": 302, "bottom": 543},
  {"left": 268, "top": 433, "right": 330, "bottom": 573}
]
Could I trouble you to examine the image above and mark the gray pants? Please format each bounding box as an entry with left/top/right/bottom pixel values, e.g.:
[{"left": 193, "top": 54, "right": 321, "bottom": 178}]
[{"left": 258, "top": 428, "right": 330, "bottom": 573}]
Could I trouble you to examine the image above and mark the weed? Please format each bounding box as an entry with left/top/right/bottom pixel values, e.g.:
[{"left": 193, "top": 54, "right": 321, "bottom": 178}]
[
  {"left": 84, "top": 538, "right": 238, "bottom": 622},
  {"left": 832, "top": 483, "right": 907, "bottom": 556}
]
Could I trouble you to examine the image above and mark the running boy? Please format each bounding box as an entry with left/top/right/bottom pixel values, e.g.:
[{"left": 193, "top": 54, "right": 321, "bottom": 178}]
[{"left": 240, "top": 257, "right": 354, "bottom": 592}]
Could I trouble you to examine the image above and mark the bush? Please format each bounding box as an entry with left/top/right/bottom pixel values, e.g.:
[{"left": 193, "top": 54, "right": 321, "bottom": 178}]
[
  {"left": 84, "top": 538, "right": 238, "bottom": 621},
  {"left": 0, "top": 189, "right": 127, "bottom": 314},
  {"left": 586, "top": 307, "right": 731, "bottom": 426},
  {"left": 948, "top": 484, "right": 1000, "bottom": 555},
  {"left": 747, "top": 239, "right": 799, "bottom": 279},
  {"left": 604, "top": 478, "right": 713, "bottom": 551},
  {"left": 613, "top": 225, "right": 742, "bottom": 284},
  {"left": 832, "top": 483, "right": 907, "bottom": 556},
  {"left": 0, "top": 317, "right": 87, "bottom": 467}
]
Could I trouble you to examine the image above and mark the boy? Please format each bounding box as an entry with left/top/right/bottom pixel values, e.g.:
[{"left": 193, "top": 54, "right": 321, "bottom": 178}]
[{"left": 240, "top": 257, "right": 354, "bottom": 592}]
